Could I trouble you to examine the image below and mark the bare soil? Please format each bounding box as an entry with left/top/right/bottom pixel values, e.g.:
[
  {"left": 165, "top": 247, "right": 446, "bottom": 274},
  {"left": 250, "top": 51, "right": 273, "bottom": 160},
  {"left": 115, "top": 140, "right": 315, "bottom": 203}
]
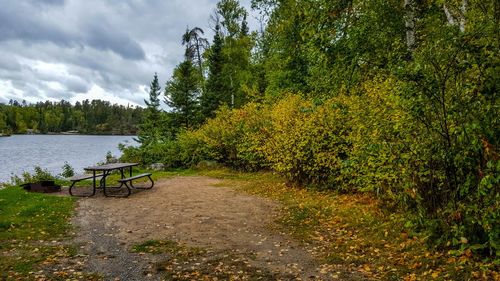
[{"left": 71, "top": 176, "right": 358, "bottom": 280}]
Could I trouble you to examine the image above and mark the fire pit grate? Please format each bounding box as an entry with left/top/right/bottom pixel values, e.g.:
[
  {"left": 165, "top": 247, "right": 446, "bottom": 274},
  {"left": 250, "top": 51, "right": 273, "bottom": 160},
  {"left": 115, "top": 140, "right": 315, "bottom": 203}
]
[{"left": 21, "top": 180, "right": 61, "bottom": 193}]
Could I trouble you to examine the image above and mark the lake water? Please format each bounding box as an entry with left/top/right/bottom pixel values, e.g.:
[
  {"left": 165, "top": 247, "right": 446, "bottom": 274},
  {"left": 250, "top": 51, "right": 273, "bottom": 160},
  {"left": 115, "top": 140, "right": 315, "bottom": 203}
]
[{"left": 0, "top": 135, "right": 137, "bottom": 183}]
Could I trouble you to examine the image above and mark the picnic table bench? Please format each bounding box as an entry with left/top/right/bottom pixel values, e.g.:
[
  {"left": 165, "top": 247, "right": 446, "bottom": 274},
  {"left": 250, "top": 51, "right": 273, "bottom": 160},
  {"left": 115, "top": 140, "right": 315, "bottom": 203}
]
[
  {"left": 118, "top": 173, "right": 154, "bottom": 190},
  {"left": 68, "top": 173, "right": 104, "bottom": 196}
]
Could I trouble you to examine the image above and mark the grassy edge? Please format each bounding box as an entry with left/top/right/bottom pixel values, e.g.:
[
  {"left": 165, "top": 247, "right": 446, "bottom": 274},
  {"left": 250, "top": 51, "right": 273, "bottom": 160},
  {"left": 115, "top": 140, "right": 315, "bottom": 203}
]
[
  {"left": 0, "top": 185, "right": 104, "bottom": 280},
  {"left": 0, "top": 167, "right": 199, "bottom": 280}
]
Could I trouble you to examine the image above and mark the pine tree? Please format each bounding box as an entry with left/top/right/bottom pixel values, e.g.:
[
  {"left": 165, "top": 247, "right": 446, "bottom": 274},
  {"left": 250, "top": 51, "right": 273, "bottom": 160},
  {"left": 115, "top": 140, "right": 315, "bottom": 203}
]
[
  {"left": 200, "top": 23, "right": 227, "bottom": 120},
  {"left": 200, "top": 0, "right": 254, "bottom": 120},
  {"left": 240, "top": 13, "right": 249, "bottom": 37},
  {"left": 164, "top": 60, "right": 201, "bottom": 129},
  {"left": 137, "top": 73, "right": 163, "bottom": 145},
  {"left": 181, "top": 27, "right": 209, "bottom": 77},
  {"left": 145, "top": 73, "right": 161, "bottom": 112}
]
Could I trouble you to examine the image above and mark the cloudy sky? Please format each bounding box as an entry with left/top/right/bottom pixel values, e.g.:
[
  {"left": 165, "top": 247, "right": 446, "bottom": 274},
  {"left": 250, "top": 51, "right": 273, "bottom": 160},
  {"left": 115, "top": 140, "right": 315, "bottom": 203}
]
[{"left": 0, "top": 0, "right": 258, "bottom": 107}]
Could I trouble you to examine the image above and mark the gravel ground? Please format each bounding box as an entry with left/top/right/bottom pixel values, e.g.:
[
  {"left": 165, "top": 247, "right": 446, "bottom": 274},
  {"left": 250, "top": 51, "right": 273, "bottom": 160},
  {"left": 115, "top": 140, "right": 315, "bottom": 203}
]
[{"left": 71, "top": 176, "right": 359, "bottom": 280}]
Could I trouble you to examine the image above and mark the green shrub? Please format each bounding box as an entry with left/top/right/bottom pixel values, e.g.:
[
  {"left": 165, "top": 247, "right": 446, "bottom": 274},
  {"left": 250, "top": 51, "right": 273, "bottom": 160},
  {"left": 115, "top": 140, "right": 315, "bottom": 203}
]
[
  {"left": 120, "top": 140, "right": 178, "bottom": 167},
  {"left": 195, "top": 104, "right": 269, "bottom": 171},
  {"left": 341, "top": 77, "right": 414, "bottom": 198},
  {"left": 60, "top": 162, "right": 75, "bottom": 178},
  {"left": 10, "top": 166, "right": 55, "bottom": 185},
  {"left": 175, "top": 129, "right": 211, "bottom": 167},
  {"left": 119, "top": 143, "right": 143, "bottom": 163},
  {"left": 343, "top": 74, "right": 499, "bottom": 256},
  {"left": 396, "top": 29, "right": 500, "bottom": 255},
  {"left": 120, "top": 133, "right": 208, "bottom": 168}
]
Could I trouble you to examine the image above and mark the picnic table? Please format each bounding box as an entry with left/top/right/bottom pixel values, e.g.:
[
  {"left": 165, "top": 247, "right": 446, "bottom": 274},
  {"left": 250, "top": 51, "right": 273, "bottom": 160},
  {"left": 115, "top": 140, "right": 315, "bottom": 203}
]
[{"left": 69, "top": 162, "right": 153, "bottom": 197}]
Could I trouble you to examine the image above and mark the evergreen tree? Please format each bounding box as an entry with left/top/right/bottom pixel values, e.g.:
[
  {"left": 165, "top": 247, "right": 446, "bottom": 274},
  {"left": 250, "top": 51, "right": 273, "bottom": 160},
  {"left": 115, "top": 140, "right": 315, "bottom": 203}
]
[
  {"left": 0, "top": 109, "right": 7, "bottom": 133},
  {"left": 164, "top": 60, "right": 201, "bottom": 129},
  {"left": 137, "top": 73, "right": 164, "bottom": 145},
  {"left": 181, "top": 27, "right": 209, "bottom": 76},
  {"left": 240, "top": 13, "right": 249, "bottom": 37},
  {"left": 201, "top": 23, "right": 227, "bottom": 120},
  {"left": 200, "top": 1, "right": 254, "bottom": 120},
  {"left": 145, "top": 73, "right": 161, "bottom": 111}
]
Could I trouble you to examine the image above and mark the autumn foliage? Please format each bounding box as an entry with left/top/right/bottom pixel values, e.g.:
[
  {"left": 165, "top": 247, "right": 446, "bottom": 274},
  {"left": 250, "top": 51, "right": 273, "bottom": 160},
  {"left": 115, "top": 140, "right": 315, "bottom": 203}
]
[
  {"left": 155, "top": 77, "right": 499, "bottom": 260},
  {"left": 125, "top": 0, "right": 499, "bottom": 264}
]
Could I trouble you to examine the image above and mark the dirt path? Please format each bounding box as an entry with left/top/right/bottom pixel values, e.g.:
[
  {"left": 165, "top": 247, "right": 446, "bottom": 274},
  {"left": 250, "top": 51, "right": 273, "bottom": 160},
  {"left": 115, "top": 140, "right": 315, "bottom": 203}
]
[{"left": 72, "top": 176, "right": 354, "bottom": 280}]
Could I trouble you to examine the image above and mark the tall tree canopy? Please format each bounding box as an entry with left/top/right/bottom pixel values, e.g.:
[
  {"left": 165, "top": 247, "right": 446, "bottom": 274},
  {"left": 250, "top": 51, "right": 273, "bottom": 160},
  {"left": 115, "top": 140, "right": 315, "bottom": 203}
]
[
  {"left": 137, "top": 73, "right": 166, "bottom": 146},
  {"left": 164, "top": 60, "right": 202, "bottom": 129},
  {"left": 181, "top": 27, "right": 209, "bottom": 76}
]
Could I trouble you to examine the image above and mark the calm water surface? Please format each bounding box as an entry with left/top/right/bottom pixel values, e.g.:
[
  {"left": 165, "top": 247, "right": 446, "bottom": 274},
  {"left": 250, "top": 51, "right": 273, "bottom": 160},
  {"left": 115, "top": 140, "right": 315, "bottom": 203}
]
[{"left": 0, "top": 135, "right": 136, "bottom": 183}]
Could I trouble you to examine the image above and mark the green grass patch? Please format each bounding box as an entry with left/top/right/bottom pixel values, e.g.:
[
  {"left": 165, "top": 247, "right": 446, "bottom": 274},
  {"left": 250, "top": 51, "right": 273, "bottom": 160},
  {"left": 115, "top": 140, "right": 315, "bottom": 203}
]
[
  {"left": 0, "top": 186, "right": 74, "bottom": 243},
  {"left": 0, "top": 186, "right": 76, "bottom": 278}
]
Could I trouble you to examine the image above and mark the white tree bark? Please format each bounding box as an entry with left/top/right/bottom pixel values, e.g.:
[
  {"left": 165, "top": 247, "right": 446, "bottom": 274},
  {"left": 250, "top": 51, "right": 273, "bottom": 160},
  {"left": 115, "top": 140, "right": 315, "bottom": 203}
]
[
  {"left": 443, "top": 0, "right": 467, "bottom": 32},
  {"left": 404, "top": 0, "right": 416, "bottom": 51},
  {"left": 459, "top": 0, "right": 467, "bottom": 32},
  {"left": 443, "top": 4, "right": 456, "bottom": 25}
]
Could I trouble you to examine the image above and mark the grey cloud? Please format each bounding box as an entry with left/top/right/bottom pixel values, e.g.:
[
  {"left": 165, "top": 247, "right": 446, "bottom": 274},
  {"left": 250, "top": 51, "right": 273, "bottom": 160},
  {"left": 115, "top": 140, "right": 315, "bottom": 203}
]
[
  {"left": 49, "top": 88, "right": 74, "bottom": 100},
  {"left": 0, "top": 94, "right": 16, "bottom": 103},
  {"left": 65, "top": 77, "right": 90, "bottom": 93},
  {"left": 0, "top": 54, "right": 21, "bottom": 71},
  {"left": 30, "top": 0, "right": 66, "bottom": 6},
  {"left": 0, "top": 0, "right": 257, "bottom": 106},
  {"left": 0, "top": 1, "right": 145, "bottom": 60},
  {"left": 83, "top": 21, "right": 145, "bottom": 60}
]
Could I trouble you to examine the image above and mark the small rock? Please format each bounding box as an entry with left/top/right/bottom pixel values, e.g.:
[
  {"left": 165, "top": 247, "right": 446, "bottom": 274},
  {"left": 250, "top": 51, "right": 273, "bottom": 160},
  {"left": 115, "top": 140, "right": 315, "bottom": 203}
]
[{"left": 149, "top": 163, "right": 165, "bottom": 171}]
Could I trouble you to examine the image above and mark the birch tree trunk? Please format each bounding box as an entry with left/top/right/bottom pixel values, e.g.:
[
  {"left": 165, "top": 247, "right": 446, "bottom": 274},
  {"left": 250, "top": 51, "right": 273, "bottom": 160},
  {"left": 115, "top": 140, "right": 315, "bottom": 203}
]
[
  {"left": 443, "top": 5, "right": 456, "bottom": 25},
  {"left": 459, "top": 0, "right": 467, "bottom": 32},
  {"left": 443, "top": 0, "right": 467, "bottom": 32},
  {"left": 404, "top": 0, "right": 416, "bottom": 51}
]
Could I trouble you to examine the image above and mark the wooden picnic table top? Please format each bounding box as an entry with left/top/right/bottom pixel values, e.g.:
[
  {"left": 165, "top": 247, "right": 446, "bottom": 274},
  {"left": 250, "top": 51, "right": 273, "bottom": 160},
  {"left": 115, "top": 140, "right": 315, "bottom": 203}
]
[{"left": 84, "top": 162, "right": 139, "bottom": 171}]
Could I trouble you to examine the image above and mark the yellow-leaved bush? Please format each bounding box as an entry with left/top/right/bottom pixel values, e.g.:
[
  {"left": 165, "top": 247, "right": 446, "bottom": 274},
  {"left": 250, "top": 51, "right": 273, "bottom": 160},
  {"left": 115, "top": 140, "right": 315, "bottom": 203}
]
[
  {"left": 130, "top": 75, "right": 498, "bottom": 257},
  {"left": 261, "top": 95, "right": 350, "bottom": 187},
  {"left": 341, "top": 77, "right": 416, "bottom": 199},
  {"left": 188, "top": 103, "right": 269, "bottom": 171},
  {"left": 180, "top": 95, "right": 350, "bottom": 187}
]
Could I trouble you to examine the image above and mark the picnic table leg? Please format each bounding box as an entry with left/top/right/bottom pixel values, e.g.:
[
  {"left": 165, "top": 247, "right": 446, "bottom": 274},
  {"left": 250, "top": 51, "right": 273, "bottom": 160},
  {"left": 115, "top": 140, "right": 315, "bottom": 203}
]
[
  {"left": 92, "top": 170, "right": 96, "bottom": 195},
  {"left": 69, "top": 181, "right": 76, "bottom": 196},
  {"left": 123, "top": 182, "right": 132, "bottom": 197},
  {"left": 116, "top": 167, "right": 127, "bottom": 178},
  {"left": 92, "top": 170, "right": 95, "bottom": 187},
  {"left": 102, "top": 170, "right": 130, "bottom": 197},
  {"left": 129, "top": 174, "right": 154, "bottom": 190},
  {"left": 69, "top": 181, "right": 97, "bottom": 197},
  {"left": 102, "top": 171, "right": 109, "bottom": 196}
]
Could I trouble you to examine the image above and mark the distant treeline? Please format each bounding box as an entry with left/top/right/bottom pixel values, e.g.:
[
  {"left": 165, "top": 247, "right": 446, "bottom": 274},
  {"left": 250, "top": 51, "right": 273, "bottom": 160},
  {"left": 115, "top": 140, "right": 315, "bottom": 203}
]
[{"left": 0, "top": 99, "right": 144, "bottom": 135}]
